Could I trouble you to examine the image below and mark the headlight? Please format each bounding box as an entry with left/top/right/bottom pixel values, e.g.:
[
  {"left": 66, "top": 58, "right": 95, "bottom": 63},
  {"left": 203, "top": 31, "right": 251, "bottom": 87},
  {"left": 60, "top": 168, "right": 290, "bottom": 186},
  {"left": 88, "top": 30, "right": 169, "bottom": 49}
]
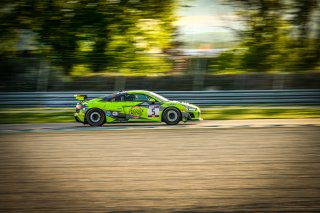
[{"left": 187, "top": 106, "right": 197, "bottom": 111}]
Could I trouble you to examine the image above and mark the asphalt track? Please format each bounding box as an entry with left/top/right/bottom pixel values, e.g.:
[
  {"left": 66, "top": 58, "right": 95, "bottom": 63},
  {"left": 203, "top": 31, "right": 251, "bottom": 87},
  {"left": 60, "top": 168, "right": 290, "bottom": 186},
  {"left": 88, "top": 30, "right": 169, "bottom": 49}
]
[
  {"left": 0, "top": 119, "right": 320, "bottom": 133},
  {"left": 0, "top": 120, "right": 320, "bottom": 212}
]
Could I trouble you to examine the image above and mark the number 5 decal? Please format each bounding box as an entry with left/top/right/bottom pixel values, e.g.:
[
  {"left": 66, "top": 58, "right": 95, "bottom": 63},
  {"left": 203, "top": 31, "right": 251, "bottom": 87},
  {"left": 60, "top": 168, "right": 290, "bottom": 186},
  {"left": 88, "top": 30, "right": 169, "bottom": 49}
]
[{"left": 148, "top": 105, "right": 160, "bottom": 117}]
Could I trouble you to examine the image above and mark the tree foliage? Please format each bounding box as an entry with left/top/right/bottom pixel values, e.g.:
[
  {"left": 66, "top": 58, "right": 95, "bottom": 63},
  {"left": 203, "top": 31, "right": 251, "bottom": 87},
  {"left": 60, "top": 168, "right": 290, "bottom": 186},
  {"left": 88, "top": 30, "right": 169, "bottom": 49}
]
[
  {"left": 0, "top": 0, "right": 176, "bottom": 74},
  {"left": 213, "top": 0, "right": 320, "bottom": 73}
]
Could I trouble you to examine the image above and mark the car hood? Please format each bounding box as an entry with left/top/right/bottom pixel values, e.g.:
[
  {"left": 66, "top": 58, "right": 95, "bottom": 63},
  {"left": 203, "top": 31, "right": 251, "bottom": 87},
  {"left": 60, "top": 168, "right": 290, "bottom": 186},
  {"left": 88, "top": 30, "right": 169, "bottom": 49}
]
[{"left": 165, "top": 100, "right": 199, "bottom": 109}]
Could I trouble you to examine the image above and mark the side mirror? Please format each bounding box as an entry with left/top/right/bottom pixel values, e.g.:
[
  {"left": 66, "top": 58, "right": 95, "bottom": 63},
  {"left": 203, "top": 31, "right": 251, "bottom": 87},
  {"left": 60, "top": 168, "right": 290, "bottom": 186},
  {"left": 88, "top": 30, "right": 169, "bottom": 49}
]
[{"left": 149, "top": 98, "right": 156, "bottom": 103}]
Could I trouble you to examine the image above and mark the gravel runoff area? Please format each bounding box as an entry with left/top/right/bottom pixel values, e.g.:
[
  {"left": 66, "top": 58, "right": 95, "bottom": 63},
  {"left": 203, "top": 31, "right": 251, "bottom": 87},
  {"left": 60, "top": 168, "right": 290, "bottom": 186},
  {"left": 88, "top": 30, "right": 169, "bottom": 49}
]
[
  {"left": 0, "top": 119, "right": 320, "bottom": 132},
  {"left": 0, "top": 122, "right": 320, "bottom": 212}
]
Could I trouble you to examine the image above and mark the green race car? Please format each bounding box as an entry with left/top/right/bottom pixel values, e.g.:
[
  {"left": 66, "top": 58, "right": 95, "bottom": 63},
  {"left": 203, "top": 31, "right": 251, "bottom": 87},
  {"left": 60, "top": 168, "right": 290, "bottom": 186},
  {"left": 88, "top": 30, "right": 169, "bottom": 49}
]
[{"left": 74, "top": 90, "right": 202, "bottom": 126}]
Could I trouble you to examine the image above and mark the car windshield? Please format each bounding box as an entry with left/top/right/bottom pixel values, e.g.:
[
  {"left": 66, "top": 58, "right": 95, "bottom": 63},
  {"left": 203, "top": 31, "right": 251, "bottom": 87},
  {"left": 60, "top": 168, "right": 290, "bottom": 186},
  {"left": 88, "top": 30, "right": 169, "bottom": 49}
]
[{"left": 149, "top": 92, "right": 169, "bottom": 102}]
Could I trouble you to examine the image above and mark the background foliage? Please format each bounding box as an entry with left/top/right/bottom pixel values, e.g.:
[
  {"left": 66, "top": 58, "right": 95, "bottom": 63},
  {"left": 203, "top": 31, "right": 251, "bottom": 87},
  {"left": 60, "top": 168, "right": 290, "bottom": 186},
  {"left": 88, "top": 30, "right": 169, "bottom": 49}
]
[
  {"left": 0, "top": 0, "right": 319, "bottom": 91},
  {"left": 212, "top": 0, "right": 320, "bottom": 73},
  {"left": 0, "top": 0, "right": 176, "bottom": 75}
]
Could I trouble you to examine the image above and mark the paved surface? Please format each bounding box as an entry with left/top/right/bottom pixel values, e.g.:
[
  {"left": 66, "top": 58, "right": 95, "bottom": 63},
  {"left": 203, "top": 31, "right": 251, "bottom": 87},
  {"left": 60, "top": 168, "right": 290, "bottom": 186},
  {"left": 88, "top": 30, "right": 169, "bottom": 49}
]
[
  {"left": 1, "top": 119, "right": 320, "bottom": 133},
  {"left": 0, "top": 125, "right": 320, "bottom": 212}
]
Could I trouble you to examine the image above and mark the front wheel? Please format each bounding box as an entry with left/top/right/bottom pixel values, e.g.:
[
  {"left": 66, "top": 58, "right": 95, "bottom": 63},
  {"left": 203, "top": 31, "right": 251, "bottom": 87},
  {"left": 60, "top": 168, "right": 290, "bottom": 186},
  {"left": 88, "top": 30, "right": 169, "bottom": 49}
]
[
  {"left": 163, "top": 108, "right": 181, "bottom": 125},
  {"left": 86, "top": 109, "right": 105, "bottom": 126}
]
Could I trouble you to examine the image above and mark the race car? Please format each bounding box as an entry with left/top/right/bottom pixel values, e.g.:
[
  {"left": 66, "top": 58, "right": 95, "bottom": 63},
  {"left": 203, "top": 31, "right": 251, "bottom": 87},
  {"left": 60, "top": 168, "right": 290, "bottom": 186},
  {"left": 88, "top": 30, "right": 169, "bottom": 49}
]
[{"left": 74, "top": 90, "right": 202, "bottom": 126}]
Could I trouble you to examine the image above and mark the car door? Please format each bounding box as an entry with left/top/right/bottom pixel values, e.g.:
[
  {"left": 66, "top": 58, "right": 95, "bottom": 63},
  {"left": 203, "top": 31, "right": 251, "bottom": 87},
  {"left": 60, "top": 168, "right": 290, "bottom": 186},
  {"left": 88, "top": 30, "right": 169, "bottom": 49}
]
[
  {"left": 122, "top": 94, "right": 146, "bottom": 121},
  {"left": 124, "top": 93, "right": 161, "bottom": 121},
  {"left": 124, "top": 93, "right": 160, "bottom": 121}
]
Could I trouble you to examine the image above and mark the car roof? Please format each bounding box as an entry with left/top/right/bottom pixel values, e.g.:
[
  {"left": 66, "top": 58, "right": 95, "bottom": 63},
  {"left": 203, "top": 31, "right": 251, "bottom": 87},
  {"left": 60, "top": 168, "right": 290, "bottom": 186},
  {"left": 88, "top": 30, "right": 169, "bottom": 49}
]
[
  {"left": 126, "top": 90, "right": 152, "bottom": 95},
  {"left": 110, "top": 90, "right": 152, "bottom": 97}
]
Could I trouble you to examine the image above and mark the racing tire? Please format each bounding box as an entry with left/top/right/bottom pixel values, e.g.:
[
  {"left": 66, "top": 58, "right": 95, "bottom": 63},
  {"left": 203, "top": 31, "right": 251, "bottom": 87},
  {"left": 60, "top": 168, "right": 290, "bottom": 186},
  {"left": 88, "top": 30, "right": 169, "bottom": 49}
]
[
  {"left": 163, "top": 107, "right": 181, "bottom": 125},
  {"left": 86, "top": 108, "right": 105, "bottom": 126}
]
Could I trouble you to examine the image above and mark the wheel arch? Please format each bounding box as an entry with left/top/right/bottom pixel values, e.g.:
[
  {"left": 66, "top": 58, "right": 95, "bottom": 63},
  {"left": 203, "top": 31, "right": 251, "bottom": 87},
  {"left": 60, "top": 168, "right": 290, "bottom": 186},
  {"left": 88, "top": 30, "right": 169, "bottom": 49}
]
[
  {"left": 161, "top": 106, "right": 182, "bottom": 122},
  {"left": 85, "top": 108, "right": 106, "bottom": 123}
]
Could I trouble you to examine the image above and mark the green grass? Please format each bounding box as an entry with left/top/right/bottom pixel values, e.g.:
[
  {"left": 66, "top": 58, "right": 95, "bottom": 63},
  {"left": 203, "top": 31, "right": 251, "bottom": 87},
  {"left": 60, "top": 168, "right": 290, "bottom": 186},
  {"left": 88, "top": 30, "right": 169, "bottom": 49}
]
[
  {"left": 201, "top": 108, "right": 320, "bottom": 120},
  {"left": 0, "top": 108, "right": 319, "bottom": 124},
  {"left": 0, "top": 112, "right": 75, "bottom": 124}
]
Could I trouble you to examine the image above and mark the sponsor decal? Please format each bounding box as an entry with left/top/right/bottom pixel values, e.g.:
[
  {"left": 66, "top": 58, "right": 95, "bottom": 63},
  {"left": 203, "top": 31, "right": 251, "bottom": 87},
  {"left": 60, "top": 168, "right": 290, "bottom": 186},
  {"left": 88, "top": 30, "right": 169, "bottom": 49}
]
[
  {"left": 148, "top": 105, "right": 160, "bottom": 117},
  {"left": 112, "top": 111, "right": 119, "bottom": 116},
  {"left": 129, "top": 106, "right": 143, "bottom": 118},
  {"left": 105, "top": 111, "right": 111, "bottom": 116}
]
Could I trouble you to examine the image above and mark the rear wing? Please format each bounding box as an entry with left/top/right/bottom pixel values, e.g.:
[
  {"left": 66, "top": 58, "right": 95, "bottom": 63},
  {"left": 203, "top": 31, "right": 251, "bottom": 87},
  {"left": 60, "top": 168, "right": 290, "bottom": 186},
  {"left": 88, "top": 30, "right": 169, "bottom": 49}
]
[{"left": 74, "top": 94, "right": 87, "bottom": 102}]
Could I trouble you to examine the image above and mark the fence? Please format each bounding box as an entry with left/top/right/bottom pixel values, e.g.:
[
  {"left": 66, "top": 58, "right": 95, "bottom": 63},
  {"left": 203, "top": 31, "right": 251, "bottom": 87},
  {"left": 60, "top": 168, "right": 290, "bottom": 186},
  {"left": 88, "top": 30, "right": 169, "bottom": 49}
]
[{"left": 0, "top": 90, "right": 319, "bottom": 108}]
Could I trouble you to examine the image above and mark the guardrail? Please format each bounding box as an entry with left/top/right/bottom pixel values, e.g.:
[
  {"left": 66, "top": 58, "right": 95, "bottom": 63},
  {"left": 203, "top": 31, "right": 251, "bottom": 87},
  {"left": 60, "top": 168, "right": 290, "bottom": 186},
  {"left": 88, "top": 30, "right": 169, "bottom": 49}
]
[{"left": 0, "top": 90, "right": 320, "bottom": 108}]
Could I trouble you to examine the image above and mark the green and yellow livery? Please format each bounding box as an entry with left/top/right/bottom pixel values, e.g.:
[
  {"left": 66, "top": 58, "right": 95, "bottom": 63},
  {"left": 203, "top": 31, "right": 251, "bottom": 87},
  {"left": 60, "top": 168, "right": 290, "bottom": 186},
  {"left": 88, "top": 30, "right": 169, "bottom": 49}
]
[{"left": 74, "top": 90, "right": 202, "bottom": 126}]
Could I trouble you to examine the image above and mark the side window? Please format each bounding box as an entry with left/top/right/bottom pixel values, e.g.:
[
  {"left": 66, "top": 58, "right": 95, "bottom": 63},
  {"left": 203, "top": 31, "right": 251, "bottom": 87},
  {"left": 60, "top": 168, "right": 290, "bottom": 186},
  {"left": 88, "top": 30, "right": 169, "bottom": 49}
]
[
  {"left": 111, "top": 95, "right": 124, "bottom": 102},
  {"left": 124, "top": 94, "right": 136, "bottom": 102},
  {"left": 135, "top": 94, "right": 150, "bottom": 102},
  {"left": 122, "top": 94, "right": 152, "bottom": 102}
]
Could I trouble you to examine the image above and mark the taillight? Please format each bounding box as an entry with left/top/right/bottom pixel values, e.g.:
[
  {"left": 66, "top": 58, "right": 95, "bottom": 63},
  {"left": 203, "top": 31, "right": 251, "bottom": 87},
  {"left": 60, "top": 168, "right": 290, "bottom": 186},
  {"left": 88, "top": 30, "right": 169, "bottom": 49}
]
[{"left": 76, "top": 103, "right": 83, "bottom": 110}]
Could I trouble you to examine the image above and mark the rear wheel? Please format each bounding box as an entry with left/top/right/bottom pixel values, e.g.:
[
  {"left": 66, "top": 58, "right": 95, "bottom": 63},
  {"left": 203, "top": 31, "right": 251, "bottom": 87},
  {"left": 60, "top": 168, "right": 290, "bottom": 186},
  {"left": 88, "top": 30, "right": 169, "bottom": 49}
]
[
  {"left": 163, "top": 108, "right": 181, "bottom": 125},
  {"left": 86, "top": 109, "right": 105, "bottom": 126}
]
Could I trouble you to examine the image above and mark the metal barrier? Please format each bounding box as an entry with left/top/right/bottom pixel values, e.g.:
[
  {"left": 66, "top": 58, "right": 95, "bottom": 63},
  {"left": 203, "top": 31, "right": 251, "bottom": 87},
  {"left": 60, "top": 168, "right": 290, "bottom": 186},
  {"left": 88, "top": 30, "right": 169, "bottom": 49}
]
[{"left": 0, "top": 90, "right": 320, "bottom": 108}]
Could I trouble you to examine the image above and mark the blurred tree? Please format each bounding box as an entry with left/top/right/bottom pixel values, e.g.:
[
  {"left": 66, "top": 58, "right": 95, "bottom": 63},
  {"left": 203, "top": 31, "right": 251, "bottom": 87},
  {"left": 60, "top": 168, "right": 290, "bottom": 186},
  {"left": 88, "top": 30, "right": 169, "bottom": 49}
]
[
  {"left": 0, "top": 0, "right": 176, "bottom": 75},
  {"left": 215, "top": 0, "right": 320, "bottom": 73},
  {"left": 222, "top": 0, "right": 288, "bottom": 72},
  {"left": 291, "top": 0, "right": 317, "bottom": 44},
  {"left": 289, "top": 0, "right": 319, "bottom": 69}
]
